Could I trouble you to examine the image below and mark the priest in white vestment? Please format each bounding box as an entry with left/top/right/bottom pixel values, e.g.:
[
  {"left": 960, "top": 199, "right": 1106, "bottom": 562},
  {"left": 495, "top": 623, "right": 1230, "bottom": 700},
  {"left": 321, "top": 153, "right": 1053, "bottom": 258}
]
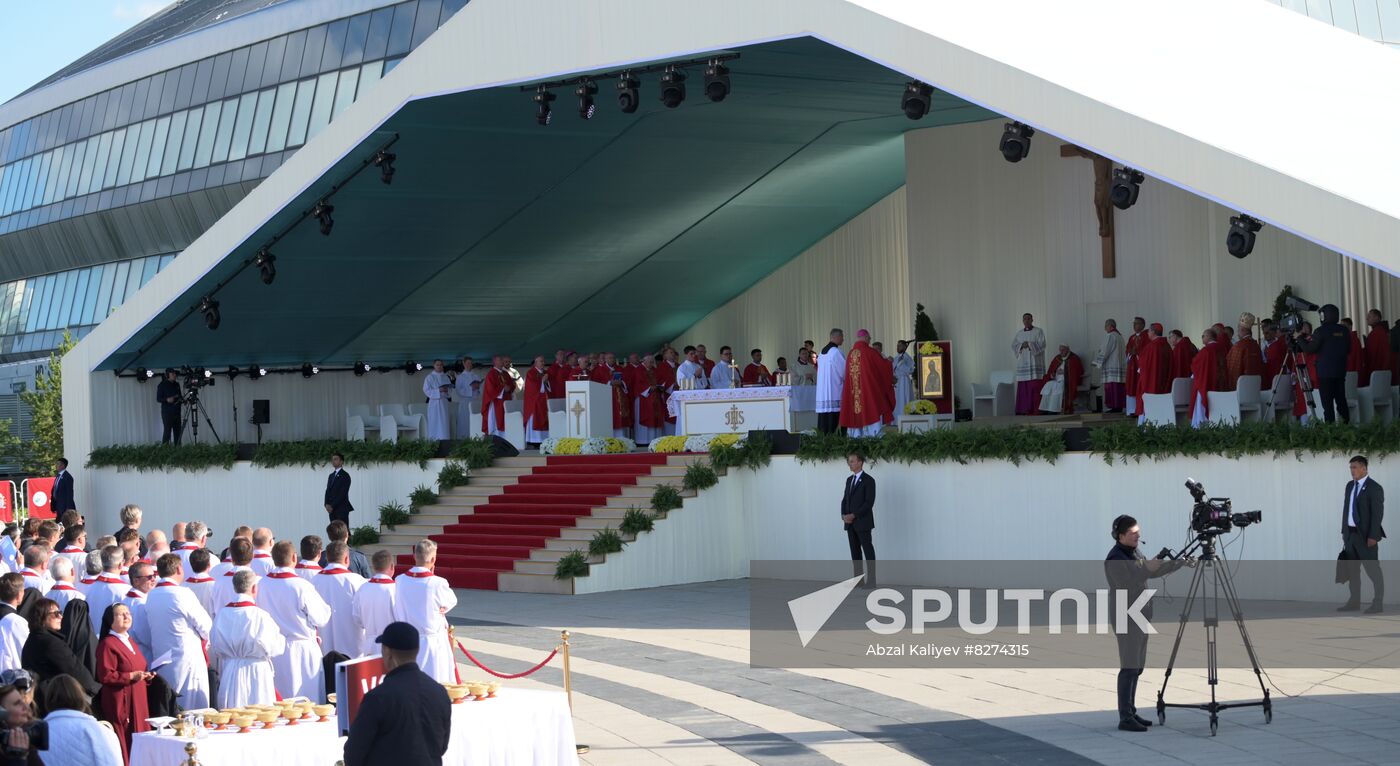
[
  {"left": 57, "top": 527, "right": 88, "bottom": 574},
  {"left": 183, "top": 549, "right": 217, "bottom": 618},
  {"left": 1092, "top": 319, "right": 1128, "bottom": 413},
  {"left": 46, "top": 557, "right": 84, "bottom": 612},
  {"left": 147, "top": 555, "right": 213, "bottom": 710},
  {"left": 0, "top": 574, "right": 27, "bottom": 670},
  {"left": 816, "top": 329, "right": 846, "bottom": 433},
  {"left": 121, "top": 562, "right": 156, "bottom": 661},
  {"left": 392, "top": 540, "right": 459, "bottom": 683},
  {"left": 1012, "top": 313, "right": 1047, "bottom": 415},
  {"left": 211, "top": 539, "right": 255, "bottom": 617},
  {"left": 422, "top": 360, "right": 454, "bottom": 441},
  {"left": 351, "top": 551, "right": 398, "bottom": 658},
  {"left": 311, "top": 542, "right": 366, "bottom": 658},
  {"left": 676, "top": 348, "right": 708, "bottom": 390},
  {"left": 893, "top": 341, "right": 916, "bottom": 416},
  {"left": 249, "top": 528, "right": 276, "bottom": 577},
  {"left": 793, "top": 347, "right": 817, "bottom": 385},
  {"left": 210, "top": 571, "right": 286, "bottom": 709},
  {"left": 708, "top": 347, "right": 740, "bottom": 389},
  {"left": 19, "top": 546, "right": 52, "bottom": 595},
  {"left": 86, "top": 548, "right": 129, "bottom": 636},
  {"left": 454, "top": 357, "right": 484, "bottom": 438},
  {"left": 259, "top": 542, "right": 333, "bottom": 701}
]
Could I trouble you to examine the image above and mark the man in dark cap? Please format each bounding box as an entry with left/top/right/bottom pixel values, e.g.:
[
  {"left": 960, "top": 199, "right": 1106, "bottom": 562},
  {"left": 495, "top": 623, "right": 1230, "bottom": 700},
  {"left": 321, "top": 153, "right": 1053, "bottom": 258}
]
[{"left": 343, "top": 621, "right": 452, "bottom": 766}]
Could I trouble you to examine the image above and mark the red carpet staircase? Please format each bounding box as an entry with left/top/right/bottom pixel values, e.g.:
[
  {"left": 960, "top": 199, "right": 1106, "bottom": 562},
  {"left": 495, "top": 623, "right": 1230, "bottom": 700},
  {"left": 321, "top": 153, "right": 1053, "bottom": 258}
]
[{"left": 381, "top": 453, "right": 695, "bottom": 593}]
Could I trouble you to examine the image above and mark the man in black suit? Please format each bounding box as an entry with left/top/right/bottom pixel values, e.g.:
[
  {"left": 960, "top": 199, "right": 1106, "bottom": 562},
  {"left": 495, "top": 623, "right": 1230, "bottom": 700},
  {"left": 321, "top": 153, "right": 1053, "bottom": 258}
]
[
  {"left": 156, "top": 369, "right": 183, "bottom": 444},
  {"left": 1340, "top": 455, "right": 1385, "bottom": 614},
  {"left": 840, "top": 452, "right": 876, "bottom": 587},
  {"left": 324, "top": 452, "right": 354, "bottom": 527},
  {"left": 51, "top": 458, "right": 75, "bottom": 517}
]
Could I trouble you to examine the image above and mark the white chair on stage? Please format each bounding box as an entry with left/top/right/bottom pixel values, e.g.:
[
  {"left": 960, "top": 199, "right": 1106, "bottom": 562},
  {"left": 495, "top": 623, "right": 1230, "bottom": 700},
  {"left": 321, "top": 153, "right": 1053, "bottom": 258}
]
[
  {"left": 345, "top": 405, "right": 382, "bottom": 441},
  {"left": 973, "top": 371, "right": 1016, "bottom": 419},
  {"left": 1206, "top": 391, "right": 1241, "bottom": 425},
  {"left": 1344, "top": 370, "right": 1361, "bottom": 418},
  {"left": 500, "top": 399, "right": 526, "bottom": 449},
  {"left": 1235, "top": 375, "right": 1263, "bottom": 422},
  {"left": 1170, "top": 377, "right": 1192, "bottom": 422},
  {"left": 1357, "top": 370, "right": 1393, "bottom": 423},
  {"left": 407, "top": 402, "right": 428, "bottom": 419},
  {"left": 1260, "top": 374, "right": 1294, "bottom": 421},
  {"left": 377, "top": 404, "right": 425, "bottom": 443},
  {"left": 1140, "top": 394, "right": 1177, "bottom": 427},
  {"left": 547, "top": 399, "right": 568, "bottom": 439},
  {"left": 992, "top": 381, "right": 1016, "bottom": 417}
]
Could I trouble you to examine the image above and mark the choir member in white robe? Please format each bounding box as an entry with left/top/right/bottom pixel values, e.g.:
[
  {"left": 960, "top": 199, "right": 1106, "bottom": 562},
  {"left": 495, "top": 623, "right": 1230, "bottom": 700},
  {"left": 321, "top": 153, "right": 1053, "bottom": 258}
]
[
  {"left": 76, "top": 552, "right": 102, "bottom": 595},
  {"left": 121, "top": 562, "right": 157, "bottom": 661},
  {"left": 0, "top": 574, "right": 27, "bottom": 670},
  {"left": 86, "top": 548, "right": 129, "bottom": 636},
  {"left": 147, "top": 556, "right": 213, "bottom": 710},
  {"left": 392, "top": 541, "right": 459, "bottom": 683},
  {"left": 351, "top": 551, "right": 398, "bottom": 659},
  {"left": 1012, "top": 314, "right": 1048, "bottom": 415},
  {"left": 422, "top": 360, "right": 454, "bottom": 441},
  {"left": 210, "top": 571, "right": 286, "bottom": 709},
  {"left": 57, "top": 526, "right": 88, "bottom": 574},
  {"left": 183, "top": 549, "right": 217, "bottom": 619},
  {"left": 175, "top": 521, "right": 209, "bottom": 573},
  {"left": 893, "top": 341, "right": 916, "bottom": 416},
  {"left": 259, "top": 542, "right": 333, "bottom": 701},
  {"left": 676, "top": 348, "right": 709, "bottom": 390},
  {"left": 311, "top": 542, "right": 366, "bottom": 658},
  {"left": 815, "top": 330, "right": 846, "bottom": 433},
  {"left": 46, "top": 557, "right": 84, "bottom": 612},
  {"left": 249, "top": 528, "right": 276, "bottom": 577},
  {"left": 454, "top": 357, "right": 484, "bottom": 437},
  {"left": 19, "top": 545, "right": 52, "bottom": 595},
  {"left": 708, "top": 347, "right": 740, "bottom": 389},
  {"left": 792, "top": 347, "right": 817, "bottom": 385}
]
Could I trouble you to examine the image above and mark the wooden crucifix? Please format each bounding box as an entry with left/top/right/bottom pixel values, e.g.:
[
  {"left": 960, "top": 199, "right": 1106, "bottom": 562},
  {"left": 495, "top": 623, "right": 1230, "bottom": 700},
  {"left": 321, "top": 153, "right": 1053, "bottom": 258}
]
[{"left": 1059, "top": 143, "right": 1116, "bottom": 278}]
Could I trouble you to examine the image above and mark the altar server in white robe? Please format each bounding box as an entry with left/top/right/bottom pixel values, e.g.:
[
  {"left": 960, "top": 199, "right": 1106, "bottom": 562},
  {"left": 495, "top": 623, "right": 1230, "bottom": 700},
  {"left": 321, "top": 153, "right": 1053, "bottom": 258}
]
[
  {"left": 676, "top": 347, "right": 708, "bottom": 390},
  {"left": 19, "top": 545, "right": 53, "bottom": 595},
  {"left": 77, "top": 552, "right": 102, "bottom": 595},
  {"left": 175, "top": 522, "right": 209, "bottom": 573},
  {"left": 294, "top": 535, "right": 324, "bottom": 580},
  {"left": 46, "top": 557, "right": 84, "bottom": 612},
  {"left": 121, "top": 561, "right": 157, "bottom": 661},
  {"left": 210, "top": 570, "right": 285, "bottom": 709},
  {"left": 211, "top": 538, "right": 255, "bottom": 617},
  {"left": 893, "top": 341, "right": 916, "bottom": 416},
  {"left": 249, "top": 528, "right": 276, "bottom": 577},
  {"left": 0, "top": 574, "right": 27, "bottom": 670},
  {"left": 260, "top": 541, "right": 332, "bottom": 701},
  {"left": 57, "top": 525, "right": 88, "bottom": 574},
  {"left": 311, "top": 542, "right": 366, "bottom": 658},
  {"left": 352, "top": 550, "right": 397, "bottom": 658},
  {"left": 708, "top": 346, "right": 740, "bottom": 389},
  {"left": 183, "top": 549, "right": 218, "bottom": 619},
  {"left": 454, "top": 356, "right": 484, "bottom": 437},
  {"left": 392, "top": 540, "right": 458, "bottom": 682},
  {"left": 147, "top": 554, "right": 213, "bottom": 710},
  {"left": 816, "top": 329, "right": 846, "bottom": 434},
  {"left": 87, "top": 547, "right": 129, "bottom": 636},
  {"left": 422, "top": 360, "right": 454, "bottom": 441}
]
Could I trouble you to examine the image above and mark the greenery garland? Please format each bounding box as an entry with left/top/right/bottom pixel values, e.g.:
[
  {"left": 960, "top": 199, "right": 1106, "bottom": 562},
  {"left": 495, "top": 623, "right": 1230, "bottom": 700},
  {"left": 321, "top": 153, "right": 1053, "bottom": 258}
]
[
  {"left": 1088, "top": 421, "right": 1400, "bottom": 464},
  {"left": 87, "top": 439, "right": 441, "bottom": 472},
  {"left": 796, "top": 427, "right": 1063, "bottom": 465},
  {"left": 86, "top": 442, "right": 240, "bottom": 473}
]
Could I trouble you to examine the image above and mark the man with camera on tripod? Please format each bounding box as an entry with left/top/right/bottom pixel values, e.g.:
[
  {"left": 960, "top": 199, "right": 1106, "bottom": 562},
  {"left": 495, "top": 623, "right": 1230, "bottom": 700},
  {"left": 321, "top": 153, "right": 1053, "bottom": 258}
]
[
  {"left": 1293, "top": 303, "right": 1352, "bottom": 423},
  {"left": 1105, "top": 515, "right": 1185, "bottom": 732},
  {"left": 156, "top": 369, "right": 183, "bottom": 444}
]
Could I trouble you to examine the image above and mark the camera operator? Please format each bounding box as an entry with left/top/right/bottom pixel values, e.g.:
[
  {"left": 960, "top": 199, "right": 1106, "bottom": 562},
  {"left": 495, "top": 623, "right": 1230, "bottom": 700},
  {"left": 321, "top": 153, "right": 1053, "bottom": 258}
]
[
  {"left": 156, "top": 369, "right": 182, "bottom": 445},
  {"left": 1105, "top": 515, "right": 1186, "bottom": 732},
  {"left": 1293, "top": 303, "right": 1351, "bottom": 423}
]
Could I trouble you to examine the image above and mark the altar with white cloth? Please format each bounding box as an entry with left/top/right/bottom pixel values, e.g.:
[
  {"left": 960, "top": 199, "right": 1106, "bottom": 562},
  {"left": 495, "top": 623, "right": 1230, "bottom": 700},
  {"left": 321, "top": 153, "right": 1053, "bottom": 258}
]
[
  {"left": 129, "top": 688, "right": 579, "bottom": 766},
  {"left": 667, "top": 385, "right": 815, "bottom": 435}
]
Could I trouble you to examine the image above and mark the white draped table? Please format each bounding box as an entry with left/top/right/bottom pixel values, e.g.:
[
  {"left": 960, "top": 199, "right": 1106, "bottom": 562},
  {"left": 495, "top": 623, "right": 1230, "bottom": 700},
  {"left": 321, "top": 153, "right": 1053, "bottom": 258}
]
[
  {"left": 666, "top": 385, "right": 814, "bottom": 435},
  {"left": 129, "top": 689, "right": 579, "bottom": 766}
]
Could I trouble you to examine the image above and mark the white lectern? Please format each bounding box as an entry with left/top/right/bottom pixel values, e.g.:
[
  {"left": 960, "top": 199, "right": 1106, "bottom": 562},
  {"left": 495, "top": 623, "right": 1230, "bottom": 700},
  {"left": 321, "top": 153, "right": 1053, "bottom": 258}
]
[{"left": 565, "top": 381, "right": 612, "bottom": 438}]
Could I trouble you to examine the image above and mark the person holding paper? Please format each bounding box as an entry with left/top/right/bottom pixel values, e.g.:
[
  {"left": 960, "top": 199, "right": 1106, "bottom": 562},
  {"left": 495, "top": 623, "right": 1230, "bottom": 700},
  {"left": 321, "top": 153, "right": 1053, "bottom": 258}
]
[
  {"left": 422, "top": 360, "right": 453, "bottom": 441},
  {"left": 96, "top": 603, "right": 153, "bottom": 763},
  {"left": 210, "top": 570, "right": 285, "bottom": 708}
]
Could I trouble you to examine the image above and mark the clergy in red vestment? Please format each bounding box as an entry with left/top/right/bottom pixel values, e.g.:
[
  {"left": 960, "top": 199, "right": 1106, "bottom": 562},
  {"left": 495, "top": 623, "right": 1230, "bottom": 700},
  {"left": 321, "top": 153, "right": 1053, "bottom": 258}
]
[
  {"left": 1167, "top": 330, "right": 1198, "bottom": 381},
  {"left": 1361, "top": 309, "right": 1391, "bottom": 385},
  {"left": 696, "top": 344, "right": 717, "bottom": 376},
  {"left": 1124, "top": 317, "right": 1147, "bottom": 398},
  {"left": 1224, "top": 326, "right": 1264, "bottom": 389},
  {"left": 546, "top": 350, "right": 570, "bottom": 401},
  {"left": 1038, "top": 345, "right": 1084, "bottom": 414},
  {"left": 1260, "top": 320, "right": 1288, "bottom": 384},
  {"left": 1189, "top": 329, "right": 1226, "bottom": 426},
  {"left": 1290, "top": 322, "right": 1320, "bottom": 419},
  {"left": 1132, "top": 324, "right": 1173, "bottom": 417},
  {"left": 656, "top": 349, "right": 679, "bottom": 425},
  {"left": 1214, "top": 323, "right": 1233, "bottom": 349},
  {"left": 839, "top": 330, "right": 895, "bottom": 436},
  {"left": 742, "top": 349, "right": 774, "bottom": 386},
  {"left": 636, "top": 354, "right": 669, "bottom": 434},
  {"left": 96, "top": 602, "right": 152, "bottom": 764},
  {"left": 522, "top": 356, "right": 550, "bottom": 447},
  {"left": 569, "top": 354, "right": 591, "bottom": 381},
  {"left": 589, "top": 352, "right": 633, "bottom": 434},
  {"left": 480, "top": 357, "right": 514, "bottom": 436},
  {"left": 1340, "top": 318, "right": 1364, "bottom": 374}
]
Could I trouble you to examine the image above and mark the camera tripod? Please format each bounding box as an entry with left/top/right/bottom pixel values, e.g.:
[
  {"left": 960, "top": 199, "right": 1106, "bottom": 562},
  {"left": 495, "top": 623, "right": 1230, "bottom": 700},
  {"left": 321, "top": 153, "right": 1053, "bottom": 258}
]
[
  {"left": 182, "top": 391, "right": 222, "bottom": 444},
  {"left": 1155, "top": 533, "right": 1271, "bottom": 735},
  {"left": 1285, "top": 338, "right": 1318, "bottom": 421}
]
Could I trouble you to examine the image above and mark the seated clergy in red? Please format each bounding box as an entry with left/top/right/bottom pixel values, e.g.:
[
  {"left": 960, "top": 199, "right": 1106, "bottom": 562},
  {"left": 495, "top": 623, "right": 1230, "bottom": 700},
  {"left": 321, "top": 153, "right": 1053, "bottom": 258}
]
[
  {"left": 1223, "top": 324, "right": 1263, "bottom": 390},
  {"left": 522, "top": 355, "right": 550, "bottom": 448},
  {"left": 1189, "top": 329, "right": 1226, "bottom": 426},
  {"left": 589, "top": 352, "right": 633, "bottom": 436},
  {"left": 1037, "top": 345, "right": 1083, "bottom": 414},
  {"left": 480, "top": 357, "right": 515, "bottom": 437},
  {"left": 1260, "top": 320, "right": 1288, "bottom": 383},
  {"left": 1168, "top": 330, "right": 1197, "bottom": 381},
  {"left": 1132, "top": 324, "right": 1172, "bottom": 417},
  {"left": 839, "top": 330, "right": 895, "bottom": 437},
  {"left": 1362, "top": 309, "right": 1391, "bottom": 384},
  {"left": 741, "top": 349, "right": 774, "bottom": 386}
]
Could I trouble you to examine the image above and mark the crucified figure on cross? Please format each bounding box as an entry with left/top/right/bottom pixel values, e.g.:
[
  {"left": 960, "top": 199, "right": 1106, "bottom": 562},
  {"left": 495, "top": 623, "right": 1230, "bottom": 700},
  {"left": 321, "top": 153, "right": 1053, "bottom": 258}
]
[{"left": 1059, "top": 143, "right": 1116, "bottom": 278}]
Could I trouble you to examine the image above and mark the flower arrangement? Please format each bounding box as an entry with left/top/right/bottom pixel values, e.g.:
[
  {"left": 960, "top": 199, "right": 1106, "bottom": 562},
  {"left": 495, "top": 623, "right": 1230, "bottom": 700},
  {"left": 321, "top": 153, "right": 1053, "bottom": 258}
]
[
  {"left": 648, "top": 435, "right": 691, "bottom": 453},
  {"left": 917, "top": 341, "right": 942, "bottom": 356},
  {"left": 904, "top": 399, "right": 937, "bottom": 415},
  {"left": 542, "top": 437, "right": 635, "bottom": 455}
]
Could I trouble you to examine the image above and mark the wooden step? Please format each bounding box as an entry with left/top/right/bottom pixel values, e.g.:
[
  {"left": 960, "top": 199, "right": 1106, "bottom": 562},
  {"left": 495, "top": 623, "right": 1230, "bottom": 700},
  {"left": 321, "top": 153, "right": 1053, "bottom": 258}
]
[
  {"left": 528, "top": 548, "right": 604, "bottom": 564},
  {"left": 497, "top": 572, "right": 574, "bottom": 594}
]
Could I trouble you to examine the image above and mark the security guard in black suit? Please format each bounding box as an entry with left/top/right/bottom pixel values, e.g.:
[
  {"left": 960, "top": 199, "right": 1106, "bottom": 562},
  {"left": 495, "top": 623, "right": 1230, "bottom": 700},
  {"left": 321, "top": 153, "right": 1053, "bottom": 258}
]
[
  {"left": 344, "top": 622, "right": 451, "bottom": 766},
  {"left": 1340, "top": 455, "right": 1386, "bottom": 614},
  {"left": 840, "top": 452, "right": 876, "bottom": 587},
  {"left": 156, "top": 369, "right": 183, "bottom": 444},
  {"left": 324, "top": 452, "right": 354, "bottom": 527}
]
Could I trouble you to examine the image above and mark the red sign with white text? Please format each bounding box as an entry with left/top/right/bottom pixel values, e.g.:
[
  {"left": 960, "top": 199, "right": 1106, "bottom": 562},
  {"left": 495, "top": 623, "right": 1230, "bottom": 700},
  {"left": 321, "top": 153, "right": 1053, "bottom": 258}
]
[
  {"left": 25, "top": 477, "right": 54, "bottom": 520},
  {"left": 0, "top": 481, "right": 13, "bottom": 523},
  {"left": 334, "top": 655, "right": 386, "bottom": 736}
]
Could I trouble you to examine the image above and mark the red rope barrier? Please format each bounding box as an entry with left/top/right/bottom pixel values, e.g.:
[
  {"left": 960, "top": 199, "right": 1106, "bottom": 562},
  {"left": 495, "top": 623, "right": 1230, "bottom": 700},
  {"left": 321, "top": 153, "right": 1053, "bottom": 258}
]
[{"left": 455, "top": 640, "right": 559, "bottom": 679}]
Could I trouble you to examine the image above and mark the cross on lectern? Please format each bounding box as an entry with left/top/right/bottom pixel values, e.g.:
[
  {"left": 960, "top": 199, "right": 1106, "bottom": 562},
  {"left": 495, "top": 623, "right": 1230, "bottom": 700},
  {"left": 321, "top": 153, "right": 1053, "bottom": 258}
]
[
  {"left": 1059, "top": 143, "right": 1116, "bottom": 278},
  {"left": 570, "top": 400, "right": 586, "bottom": 431}
]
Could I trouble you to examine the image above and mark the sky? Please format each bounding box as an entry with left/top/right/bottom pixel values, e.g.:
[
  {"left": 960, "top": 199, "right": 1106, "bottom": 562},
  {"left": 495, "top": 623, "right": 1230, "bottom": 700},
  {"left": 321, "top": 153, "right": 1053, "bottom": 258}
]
[{"left": 0, "top": 1, "right": 166, "bottom": 105}]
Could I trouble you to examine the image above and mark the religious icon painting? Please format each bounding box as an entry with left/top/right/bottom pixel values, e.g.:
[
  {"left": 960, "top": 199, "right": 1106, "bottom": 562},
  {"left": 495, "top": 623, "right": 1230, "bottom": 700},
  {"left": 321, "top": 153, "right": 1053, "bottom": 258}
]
[{"left": 920, "top": 355, "right": 945, "bottom": 398}]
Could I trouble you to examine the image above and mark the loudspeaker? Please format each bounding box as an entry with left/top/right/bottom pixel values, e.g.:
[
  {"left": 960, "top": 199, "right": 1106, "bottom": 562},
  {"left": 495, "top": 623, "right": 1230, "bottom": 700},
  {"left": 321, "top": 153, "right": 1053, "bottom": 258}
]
[
  {"left": 752, "top": 429, "right": 800, "bottom": 455},
  {"left": 488, "top": 435, "right": 519, "bottom": 458},
  {"left": 1063, "top": 427, "right": 1092, "bottom": 452},
  {"left": 251, "top": 399, "right": 270, "bottom": 424}
]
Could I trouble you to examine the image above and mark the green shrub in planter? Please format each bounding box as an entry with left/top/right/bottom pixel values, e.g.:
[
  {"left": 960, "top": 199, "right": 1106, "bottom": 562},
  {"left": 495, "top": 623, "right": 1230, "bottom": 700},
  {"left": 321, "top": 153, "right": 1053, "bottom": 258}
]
[
  {"left": 588, "top": 527, "right": 625, "bottom": 557},
  {"left": 451, "top": 437, "right": 496, "bottom": 469},
  {"left": 651, "top": 484, "right": 683, "bottom": 514},
  {"left": 437, "top": 461, "right": 469, "bottom": 490},
  {"left": 408, "top": 484, "right": 438, "bottom": 513},
  {"left": 349, "top": 526, "right": 381, "bottom": 546},
  {"left": 682, "top": 461, "right": 718, "bottom": 491},
  {"left": 378, "top": 501, "right": 410, "bottom": 530},
  {"left": 619, "top": 507, "right": 655, "bottom": 536},
  {"left": 554, "top": 550, "right": 590, "bottom": 580}
]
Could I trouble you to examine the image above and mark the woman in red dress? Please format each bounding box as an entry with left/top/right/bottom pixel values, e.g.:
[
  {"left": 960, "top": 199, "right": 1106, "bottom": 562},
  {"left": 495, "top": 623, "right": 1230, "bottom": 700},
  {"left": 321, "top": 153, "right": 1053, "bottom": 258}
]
[{"left": 95, "top": 603, "right": 154, "bottom": 764}]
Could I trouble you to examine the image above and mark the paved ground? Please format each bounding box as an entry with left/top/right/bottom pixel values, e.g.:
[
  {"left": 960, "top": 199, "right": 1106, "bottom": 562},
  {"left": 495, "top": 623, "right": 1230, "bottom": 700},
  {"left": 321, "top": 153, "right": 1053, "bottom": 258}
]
[{"left": 445, "top": 579, "right": 1400, "bottom": 766}]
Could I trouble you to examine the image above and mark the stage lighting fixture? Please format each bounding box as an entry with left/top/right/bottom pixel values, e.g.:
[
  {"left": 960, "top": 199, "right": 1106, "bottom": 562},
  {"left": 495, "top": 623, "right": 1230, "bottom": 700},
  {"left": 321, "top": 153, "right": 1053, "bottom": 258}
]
[
  {"left": 197, "top": 367, "right": 213, "bottom": 380},
  {"left": 373, "top": 150, "right": 396, "bottom": 185},
  {"left": 135, "top": 367, "right": 152, "bottom": 381},
  {"left": 312, "top": 201, "right": 335, "bottom": 235},
  {"left": 301, "top": 363, "right": 319, "bottom": 378},
  {"left": 254, "top": 248, "right": 277, "bottom": 285},
  {"left": 659, "top": 65, "right": 686, "bottom": 108},
  {"left": 197, "top": 296, "right": 220, "bottom": 330},
  {"left": 353, "top": 361, "right": 371, "bottom": 376},
  {"left": 703, "top": 60, "right": 731, "bottom": 102},
  {"left": 1226, "top": 214, "right": 1263, "bottom": 258},
  {"left": 226, "top": 366, "right": 241, "bottom": 380},
  {"left": 999, "top": 121, "right": 1035, "bottom": 163},
  {"left": 403, "top": 360, "right": 422, "bottom": 375},
  {"left": 534, "top": 86, "right": 556, "bottom": 125},
  {"left": 1110, "top": 168, "right": 1145, "bottom": 210},
  {"left": 616, "top": 72, "right": 640, "bottom": 113},
  {"left": 900, "top": 80, "right": 933, "bottom": 120},
  {"left": 576, "top": 79, "right": 598, "bottom": 119},
  {"left": 248, "top": 365, "right": 265, "bottom": 380}
]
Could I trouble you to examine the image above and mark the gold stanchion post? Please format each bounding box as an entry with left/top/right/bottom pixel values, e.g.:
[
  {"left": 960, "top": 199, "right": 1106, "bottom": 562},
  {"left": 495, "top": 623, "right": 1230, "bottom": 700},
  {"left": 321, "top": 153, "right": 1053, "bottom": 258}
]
[
  {"left": 562, "top": 630, "right": 589, "bottom": 755},
  {"left": 182, "top": 741, "right": 201, "bottom": 766}
]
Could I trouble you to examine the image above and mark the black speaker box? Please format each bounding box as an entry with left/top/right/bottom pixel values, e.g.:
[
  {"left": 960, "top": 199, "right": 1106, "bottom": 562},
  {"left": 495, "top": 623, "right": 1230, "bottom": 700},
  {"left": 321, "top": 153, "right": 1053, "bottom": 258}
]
[
  {"left": 251, "top": 399, "right": 270, "bottom": 424},
  {"left": 488, "top": 435, "right": 520, "bottom": 458},
  {"left": 752, "top": 429, "right": 800, "bottom": 454}
]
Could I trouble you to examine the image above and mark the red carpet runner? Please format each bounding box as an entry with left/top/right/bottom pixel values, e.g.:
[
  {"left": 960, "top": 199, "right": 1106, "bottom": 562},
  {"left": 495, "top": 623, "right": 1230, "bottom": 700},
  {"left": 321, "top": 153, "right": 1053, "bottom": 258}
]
[{"left": 397, "top": 453, "right": 671, "bottom": 590}]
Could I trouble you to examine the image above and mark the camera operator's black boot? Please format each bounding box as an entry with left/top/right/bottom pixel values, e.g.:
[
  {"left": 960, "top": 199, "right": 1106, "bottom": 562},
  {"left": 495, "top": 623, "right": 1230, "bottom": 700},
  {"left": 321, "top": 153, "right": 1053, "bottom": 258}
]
[{"left": 1118, "top": 717, "right": 1148, "bottom": 732}]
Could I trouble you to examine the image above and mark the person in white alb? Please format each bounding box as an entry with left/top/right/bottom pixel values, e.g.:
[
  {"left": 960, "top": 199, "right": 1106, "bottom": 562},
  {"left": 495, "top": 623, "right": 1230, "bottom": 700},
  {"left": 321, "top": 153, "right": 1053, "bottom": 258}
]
[
  {"left": 57, "top": 524, "right": 88, "bottom": 573},
  {"left": 294, "top": 536, "right": 324, "bottom": 580},
  {"left": 249, "top": 528, "right": 276, "bottom": 576},
  {"left": 1093, "top": 318, "right": 1128, "bottom": 413},
  {"left": 210, "top": 570, "right": 286, "bottom": 709},
  {"left": 454, "top": 356, "right": 484, "bottom": 437},
  {"left": 0, "top": 574, "right": 28, "bottom": 670},
  {"left": 209, "top": 526, "right": 252, "bottom": 579},
  {"left": 77, "top": 551, "right": 103, "bottom": 595},
  {"left": 892, "top": 341, "right": 916, "bottom": 417},
  {"left": 176, "top": 522, "right": 209, "bottom": 574},
  {"left": 708, "top": 346, "right": 740, "bottom": 389},
  {"left": 121, "top": 561, "right": 158, "bottom": 663},
  {"left": 86, "top": 546, "right": 129, "bottom": 636},
  {"left": 312, "top": 542, "right": 366, "bottom": 658},
  {"left": 259, "top": 541, "right": 332, "bottom": 701},
  {"left": 212, "top": 539, "right": 255, "bottom": 617},
  {"left": 1012, "top": 313, "right": 1048, "bottom": 415},
  {"left": 183, "top": 549, "right": 217, "bottom": 618},
  {"left": 392, "top": 540, "right": 459, "bottom": 683},
  {"left": 146, "top": 553, "right": 213, "bottom": 710},
  {"left": 45, "top": 557, "right": 84, "bottom": 612},
  {"left": 676, "top": 347, "right": 708, "bottom": 390},
  {"left": 19, "top": 545, "right": 53, "bottom": 595},
  {"left": 422, "top": 359, "right": 454, "bottom": 441},
  {"left": 816, "top": 329, "right": 847, "bottom": 433},
  {"left": 352, "top": 550, "right": 398, "bottom": 659}
]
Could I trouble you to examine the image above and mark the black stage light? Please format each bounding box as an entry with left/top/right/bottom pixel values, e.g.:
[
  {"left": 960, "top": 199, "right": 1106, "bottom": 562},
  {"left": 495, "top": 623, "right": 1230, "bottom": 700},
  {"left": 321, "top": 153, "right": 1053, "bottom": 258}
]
[
  {"left": 134, "top": 367, "right": 152, "bottom": 381},
  {"left": 1110, "top": 168, "right": 1145, "bottom": 210},
  {"left": 254, "top": 248, "right": 277, "bottom": 285},
  {"left": 248, "top": 365, "right": 265, "bottom": 380},
  {"left": 197, "top": 296, "right": 220, "bottom": 330},
  {"left": 704, "top": 61, "right": 731, "bottom": 102},
  {"left": 616, "top": 72, "right": 640, "bottom": 113},
  {"left": 301, "top": 363, "right": 319, "bottom": 378},
  {"left": 312, "top": 201, "right": 335, "bottom": 235},
  {"left": 900, "top": 80, "right": 933, "bottom": 120},
  {"left": 197, "top": 367, "right": 212, "bottom": 380},
  {"left": 353, "top": 361, "right": 371, "bottom": 376},
  {"left": 1227, "top": 214, "right": 1263, "bottom": 258},
  {"left": 403, "top": 360, "right": 422, "bottom": 375},
  {"left": 576, "top": 79, "right": 598, "bottom": 119},
  {"left": 226, "top": 366, "right": 241, "bottom": 380},
  {"left": 659, "top": 65, "right": 686, "bottom": 108},
  {"left": 534, "top": 86, "right": 556, "bottom": 125},
  {"left": 373, "top": 150, "right": 396, "bottom": 185},
  {"left": 999, "top": 121, "right": 1035, "bottom": 163}
]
